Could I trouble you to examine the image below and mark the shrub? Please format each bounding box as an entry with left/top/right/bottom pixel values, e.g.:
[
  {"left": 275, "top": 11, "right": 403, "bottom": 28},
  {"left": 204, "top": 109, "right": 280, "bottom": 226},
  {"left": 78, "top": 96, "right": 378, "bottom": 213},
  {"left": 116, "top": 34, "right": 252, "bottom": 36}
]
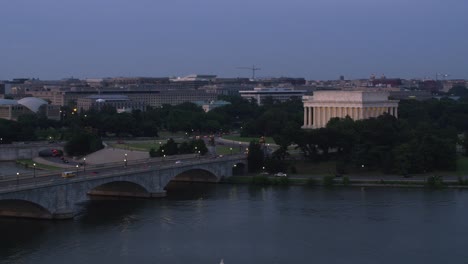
[
  {"left": 342, "top": 176, "right": 350, "bottom": 186},
  {"left": 458, "top": 177, "right": 468, "bottom": 186},
  {"left": 290, "top": 166, "right": 297, "bottom": 174},
  {"left": 149, "top": 148, "right": 157, "bottom": 157},
  {"left": 272, "top": 177, "right": 290, "bottom": 186},
  {"left": 426, "top": 175, "right": 445, "bottom": 189},
  {"left": 250, "top": 176, "right": 271, "bottom": 186},
  {"left": 323, "top": 175, "right": 335, "bottom": 188},
  {"left": 306, "top": 178, "right": 318, "bottom": 186}
]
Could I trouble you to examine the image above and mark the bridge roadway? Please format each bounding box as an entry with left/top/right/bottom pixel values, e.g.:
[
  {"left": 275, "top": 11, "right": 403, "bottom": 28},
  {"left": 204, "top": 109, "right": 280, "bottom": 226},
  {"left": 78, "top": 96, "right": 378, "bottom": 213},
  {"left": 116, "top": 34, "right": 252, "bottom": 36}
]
[{"left": 0, "top": 154, "right": 247, "bottom": 220}]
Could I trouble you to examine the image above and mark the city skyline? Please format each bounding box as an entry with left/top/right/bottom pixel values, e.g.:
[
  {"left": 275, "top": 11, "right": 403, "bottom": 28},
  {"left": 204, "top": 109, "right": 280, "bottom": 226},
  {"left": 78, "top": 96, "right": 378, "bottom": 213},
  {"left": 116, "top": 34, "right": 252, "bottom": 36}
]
[{"left": 1, "top": 0, "right": 468, "bottom": 80}]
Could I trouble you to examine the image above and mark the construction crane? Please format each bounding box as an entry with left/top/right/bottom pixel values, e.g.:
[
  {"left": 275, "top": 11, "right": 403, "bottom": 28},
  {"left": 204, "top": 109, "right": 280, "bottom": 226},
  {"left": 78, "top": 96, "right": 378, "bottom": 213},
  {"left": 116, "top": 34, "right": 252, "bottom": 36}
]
[{"left": 237, "top": 65, "right": 261, "bottom": 80}]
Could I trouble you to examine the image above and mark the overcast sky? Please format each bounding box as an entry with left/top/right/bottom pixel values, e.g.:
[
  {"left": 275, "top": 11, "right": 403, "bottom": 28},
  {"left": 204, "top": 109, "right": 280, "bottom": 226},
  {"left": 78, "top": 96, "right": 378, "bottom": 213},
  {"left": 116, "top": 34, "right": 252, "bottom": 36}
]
[{"left": 1, "top": 0, "right": 467, "bottom": 80}]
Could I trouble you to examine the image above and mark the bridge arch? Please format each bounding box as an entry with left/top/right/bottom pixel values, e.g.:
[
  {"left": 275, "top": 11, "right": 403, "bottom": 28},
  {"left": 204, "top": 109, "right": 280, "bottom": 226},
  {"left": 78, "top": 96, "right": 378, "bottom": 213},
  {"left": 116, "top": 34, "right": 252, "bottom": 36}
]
[
  {"left": 87, "top": 180, "right": 151, "bottom": 198},
  {"left": 171, "top": 168, "right": 218, "bottom": 183},
  {"left": 0, "top": 199, "right": 53, "bottom": 219}
]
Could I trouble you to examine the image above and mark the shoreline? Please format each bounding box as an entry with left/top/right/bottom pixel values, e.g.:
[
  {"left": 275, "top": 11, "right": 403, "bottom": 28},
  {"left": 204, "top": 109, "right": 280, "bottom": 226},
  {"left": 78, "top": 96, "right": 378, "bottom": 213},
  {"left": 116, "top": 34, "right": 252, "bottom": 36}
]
[{"left": 224, "top": 175, "right": 468, "bottom": 189}]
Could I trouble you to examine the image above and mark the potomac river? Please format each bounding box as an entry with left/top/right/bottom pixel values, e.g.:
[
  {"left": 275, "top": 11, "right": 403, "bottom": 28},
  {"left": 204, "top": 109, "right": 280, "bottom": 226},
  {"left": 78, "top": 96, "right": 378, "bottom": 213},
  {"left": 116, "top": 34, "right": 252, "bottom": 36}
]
[{"left": 1, "top": 183, "right": 468, "bottom": 264}]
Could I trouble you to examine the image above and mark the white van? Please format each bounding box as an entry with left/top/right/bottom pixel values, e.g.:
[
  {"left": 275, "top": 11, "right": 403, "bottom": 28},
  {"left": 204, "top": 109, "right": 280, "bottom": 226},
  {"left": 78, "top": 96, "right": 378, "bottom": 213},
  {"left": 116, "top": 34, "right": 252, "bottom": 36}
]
[{"left": 62, "top": 171, "right": 76, "bottom": 178}]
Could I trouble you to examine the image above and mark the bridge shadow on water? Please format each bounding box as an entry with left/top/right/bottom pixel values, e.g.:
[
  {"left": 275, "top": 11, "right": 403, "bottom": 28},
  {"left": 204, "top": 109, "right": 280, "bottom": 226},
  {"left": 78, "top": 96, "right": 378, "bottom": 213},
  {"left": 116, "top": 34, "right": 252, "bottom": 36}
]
[{"left": 74, "top": 182, "right": 220, "bottom": 228}]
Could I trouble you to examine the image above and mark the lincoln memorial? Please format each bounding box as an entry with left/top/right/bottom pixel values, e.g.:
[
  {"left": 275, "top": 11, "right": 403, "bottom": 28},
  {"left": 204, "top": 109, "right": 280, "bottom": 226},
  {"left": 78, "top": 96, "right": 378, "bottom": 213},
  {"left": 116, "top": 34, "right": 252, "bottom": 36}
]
[{"left": 302, "top": 91, "right": 399, "bottom": 129}]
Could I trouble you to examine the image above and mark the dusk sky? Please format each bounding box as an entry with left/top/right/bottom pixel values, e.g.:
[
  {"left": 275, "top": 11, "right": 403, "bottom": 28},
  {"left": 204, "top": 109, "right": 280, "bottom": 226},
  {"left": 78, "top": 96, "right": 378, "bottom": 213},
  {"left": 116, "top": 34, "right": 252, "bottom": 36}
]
[{"left": 1, "top": 0, "right": 467, "bottom": 80}]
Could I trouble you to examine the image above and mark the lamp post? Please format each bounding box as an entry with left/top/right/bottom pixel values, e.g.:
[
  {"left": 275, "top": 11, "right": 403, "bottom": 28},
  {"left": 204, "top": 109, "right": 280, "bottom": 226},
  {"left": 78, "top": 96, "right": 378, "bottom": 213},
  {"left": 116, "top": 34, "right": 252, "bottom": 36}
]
[
  {"left": 230, "top": 147, "right": 233, "bottom": 155},
  {"left": 76, "top": 164, "right": 79, "bottom": 174},
  {"left": 124, "top": 159, "right": 127, "bottom": 168},
  {"left": 163, "top": 154, "right": 166, "bottom": 161},
  {"left": 83, "top": 158, "right": 86, "bottom": 172},
  {"left": 16, "top": 172, "right": 19, "bottom": 187},
  {"left": 33, "top": 163, "right": 36, "bottom": 185},
  {"left": 198, "top": 150, "right": 201, "bottom": 159}
]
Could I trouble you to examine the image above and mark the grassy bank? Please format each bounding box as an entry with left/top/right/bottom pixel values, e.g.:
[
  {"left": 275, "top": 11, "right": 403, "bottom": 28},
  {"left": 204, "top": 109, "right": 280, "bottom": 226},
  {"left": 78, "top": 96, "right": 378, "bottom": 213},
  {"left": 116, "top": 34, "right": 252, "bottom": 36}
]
[
  {"left": 224, "top": 175, "right": 468, "bottom": 189},
  {"left": 16, "top": 159, "right": 61, "bottom": 171}
]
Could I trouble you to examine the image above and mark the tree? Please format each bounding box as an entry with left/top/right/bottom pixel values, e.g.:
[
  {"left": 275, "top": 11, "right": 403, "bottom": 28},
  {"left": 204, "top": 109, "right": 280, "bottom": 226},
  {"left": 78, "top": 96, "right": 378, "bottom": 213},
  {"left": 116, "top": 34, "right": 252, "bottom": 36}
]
[
  {"left": 247, "top": 141, "right": 264, "bottom": 173},
  {"left": 463, "top": 131, "right": 468, "bottom": 156},
  {"left": 64, "top": 132, "right": 103, "bottom": 156}
]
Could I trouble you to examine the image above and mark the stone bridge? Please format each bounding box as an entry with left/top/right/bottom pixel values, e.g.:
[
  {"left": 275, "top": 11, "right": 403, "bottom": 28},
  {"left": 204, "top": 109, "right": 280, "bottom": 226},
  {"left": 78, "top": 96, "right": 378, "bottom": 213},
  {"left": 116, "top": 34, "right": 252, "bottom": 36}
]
[{"left": 0, "top": 155, "right": 247, "bottom": 219}]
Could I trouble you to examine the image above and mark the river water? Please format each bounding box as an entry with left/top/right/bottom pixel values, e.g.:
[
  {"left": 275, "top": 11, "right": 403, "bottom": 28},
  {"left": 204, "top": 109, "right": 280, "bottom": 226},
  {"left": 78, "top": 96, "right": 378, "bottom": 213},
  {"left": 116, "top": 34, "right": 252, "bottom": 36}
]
[{"left": 1, "top": 183, "right": 468, "bottom": 264}]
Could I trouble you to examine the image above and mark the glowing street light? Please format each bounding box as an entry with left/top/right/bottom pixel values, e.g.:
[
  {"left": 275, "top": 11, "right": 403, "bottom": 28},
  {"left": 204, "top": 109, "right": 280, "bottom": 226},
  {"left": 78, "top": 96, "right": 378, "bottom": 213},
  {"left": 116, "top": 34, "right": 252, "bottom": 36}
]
[
  {"left": 33, "top": 163, "right": 36, "bottom": 185},
  {"left": 83, "top": 158, "right": 86, "bottom": 172},
  {"left": 16, "top": 172, "right": 19, "bottom": 187},
  {"left": 76, "top": 164, "right": 79, "bottom": 174}
]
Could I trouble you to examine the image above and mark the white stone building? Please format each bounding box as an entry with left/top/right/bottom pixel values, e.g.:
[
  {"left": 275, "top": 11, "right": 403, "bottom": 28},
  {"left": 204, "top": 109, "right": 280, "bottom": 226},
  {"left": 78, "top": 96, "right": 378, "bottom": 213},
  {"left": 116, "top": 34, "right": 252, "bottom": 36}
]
[
  {"left": 239, "top": 87, "right": 306, "bottom": 105},
  {"left": 302, "top": 91, "right": 399, "bottom": 129}
]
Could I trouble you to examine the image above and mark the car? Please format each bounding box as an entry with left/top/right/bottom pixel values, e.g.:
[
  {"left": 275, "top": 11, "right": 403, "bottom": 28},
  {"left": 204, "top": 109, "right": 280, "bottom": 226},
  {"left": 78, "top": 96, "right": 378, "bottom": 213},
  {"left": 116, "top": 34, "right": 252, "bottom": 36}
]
[
  {"left": 175, "top": 160, "right": 182, "bottom": 164},
  {"left": 274, "top": 172, "right": 287, "bottom": 177}
]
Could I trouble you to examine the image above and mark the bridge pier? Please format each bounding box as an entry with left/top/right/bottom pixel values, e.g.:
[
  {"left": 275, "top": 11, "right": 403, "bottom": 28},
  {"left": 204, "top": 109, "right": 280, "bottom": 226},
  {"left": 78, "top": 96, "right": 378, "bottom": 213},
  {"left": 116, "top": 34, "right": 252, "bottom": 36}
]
[{"left": 51, "top": 210, "right": 75, "bottom": 220}]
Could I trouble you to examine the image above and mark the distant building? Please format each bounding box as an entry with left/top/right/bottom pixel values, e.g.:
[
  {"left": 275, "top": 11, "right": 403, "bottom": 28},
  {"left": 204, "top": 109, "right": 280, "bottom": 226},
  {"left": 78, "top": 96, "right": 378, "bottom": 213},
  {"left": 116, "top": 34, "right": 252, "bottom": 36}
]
[
  {"left": 77, "top": 95, "right": 147, "bottom": 112},
  {"left": 302, "top": 91, "right": 399, "bottom": 129},
  {"left": 0, "top": 97, "right": 60, "bottom": 121},
  {"left": 239, "top": 87, "right": 306, "bottom": 105},
  {"left": 194, "top": 100, "right": 231, "bottom": 112}
]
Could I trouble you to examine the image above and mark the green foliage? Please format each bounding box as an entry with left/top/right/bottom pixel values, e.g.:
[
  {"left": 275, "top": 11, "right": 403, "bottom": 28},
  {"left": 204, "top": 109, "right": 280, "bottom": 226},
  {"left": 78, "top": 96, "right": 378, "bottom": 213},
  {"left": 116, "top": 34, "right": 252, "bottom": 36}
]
[
  {"left": 342, "top": 176, "right": 350, "bottom": 186},
  {"left": 271, "top": 177, "right": 290, "bottom": 186},
  {"left": 149, "top": 148, "right": 157, "bottom": 158},
  {"left": 463, "top": 131, "right": 468, "bottom": 157},
  {"left": 154, "top": 138, "right": 208, "bottom": 157},
  {"left": 264, "top": 157, "right": 288, "bottom": 174},
  {"left": 323, "top": 175, "right": 335, "bottom": 188},
  {"left": 64, "top": 132, "right": 103, "bottom": 156},
  {"left": 290, "top": 165, "right": 297, "bottom": 174},
  {"left": 426, "top": 175, "right": 445, "bottom": 189},
  {"left": 448, "top": 85, "right": 468, "bottom": 98},
  {"left": 306, "top": 178, "right": 318, "bottom": 186},
  {"left": 457, "top": 177, "right": 468, "bottom": 186},
  {"left": 250, "top": 176, "right": 271, "bottom": 185},
  {"left": 247, "top": 141, "right": 264, "bottom": 173}
]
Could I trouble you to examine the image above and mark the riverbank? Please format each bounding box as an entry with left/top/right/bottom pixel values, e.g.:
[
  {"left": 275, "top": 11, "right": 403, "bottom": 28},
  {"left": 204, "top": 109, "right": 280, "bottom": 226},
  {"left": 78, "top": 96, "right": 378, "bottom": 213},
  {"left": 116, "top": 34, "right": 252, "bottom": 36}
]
[{"left": 225, "top": 175, "right": 468, "bottom": 189}]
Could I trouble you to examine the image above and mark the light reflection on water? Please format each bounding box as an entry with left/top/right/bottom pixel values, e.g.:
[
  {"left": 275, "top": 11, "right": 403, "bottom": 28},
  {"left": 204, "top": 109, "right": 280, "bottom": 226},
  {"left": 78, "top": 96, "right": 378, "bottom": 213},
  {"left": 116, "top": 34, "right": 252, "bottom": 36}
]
[{"left": 0, "top": 184, "right": 468, "bottom": 263}]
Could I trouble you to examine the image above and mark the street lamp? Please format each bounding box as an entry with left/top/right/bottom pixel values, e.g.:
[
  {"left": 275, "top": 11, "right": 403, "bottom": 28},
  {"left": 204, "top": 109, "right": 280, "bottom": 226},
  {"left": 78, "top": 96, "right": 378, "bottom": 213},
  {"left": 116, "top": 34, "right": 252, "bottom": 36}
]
[
  {"left": 76, "top": 164, "right": 79, "bottom": 174},
  {"left": 230, "top": 147, "right": 233, "bottom": 155},
  {"left": 33, "top": 163, "right": 36, "bottom": 185},
  {"left": 124, "top": 159, "right": 127, "bottom": 168},
  {"left": 198, "top": 150, "right": 201, "bottom": 159},
  {"left": 163, "top": 154, "right": 166, "bottom": 161},
  {"left": 83, "top": 158, "right": 86, "bottom": 172},
  {"left": 16, "top": 172, "right": 19, "bottom": 187}
]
